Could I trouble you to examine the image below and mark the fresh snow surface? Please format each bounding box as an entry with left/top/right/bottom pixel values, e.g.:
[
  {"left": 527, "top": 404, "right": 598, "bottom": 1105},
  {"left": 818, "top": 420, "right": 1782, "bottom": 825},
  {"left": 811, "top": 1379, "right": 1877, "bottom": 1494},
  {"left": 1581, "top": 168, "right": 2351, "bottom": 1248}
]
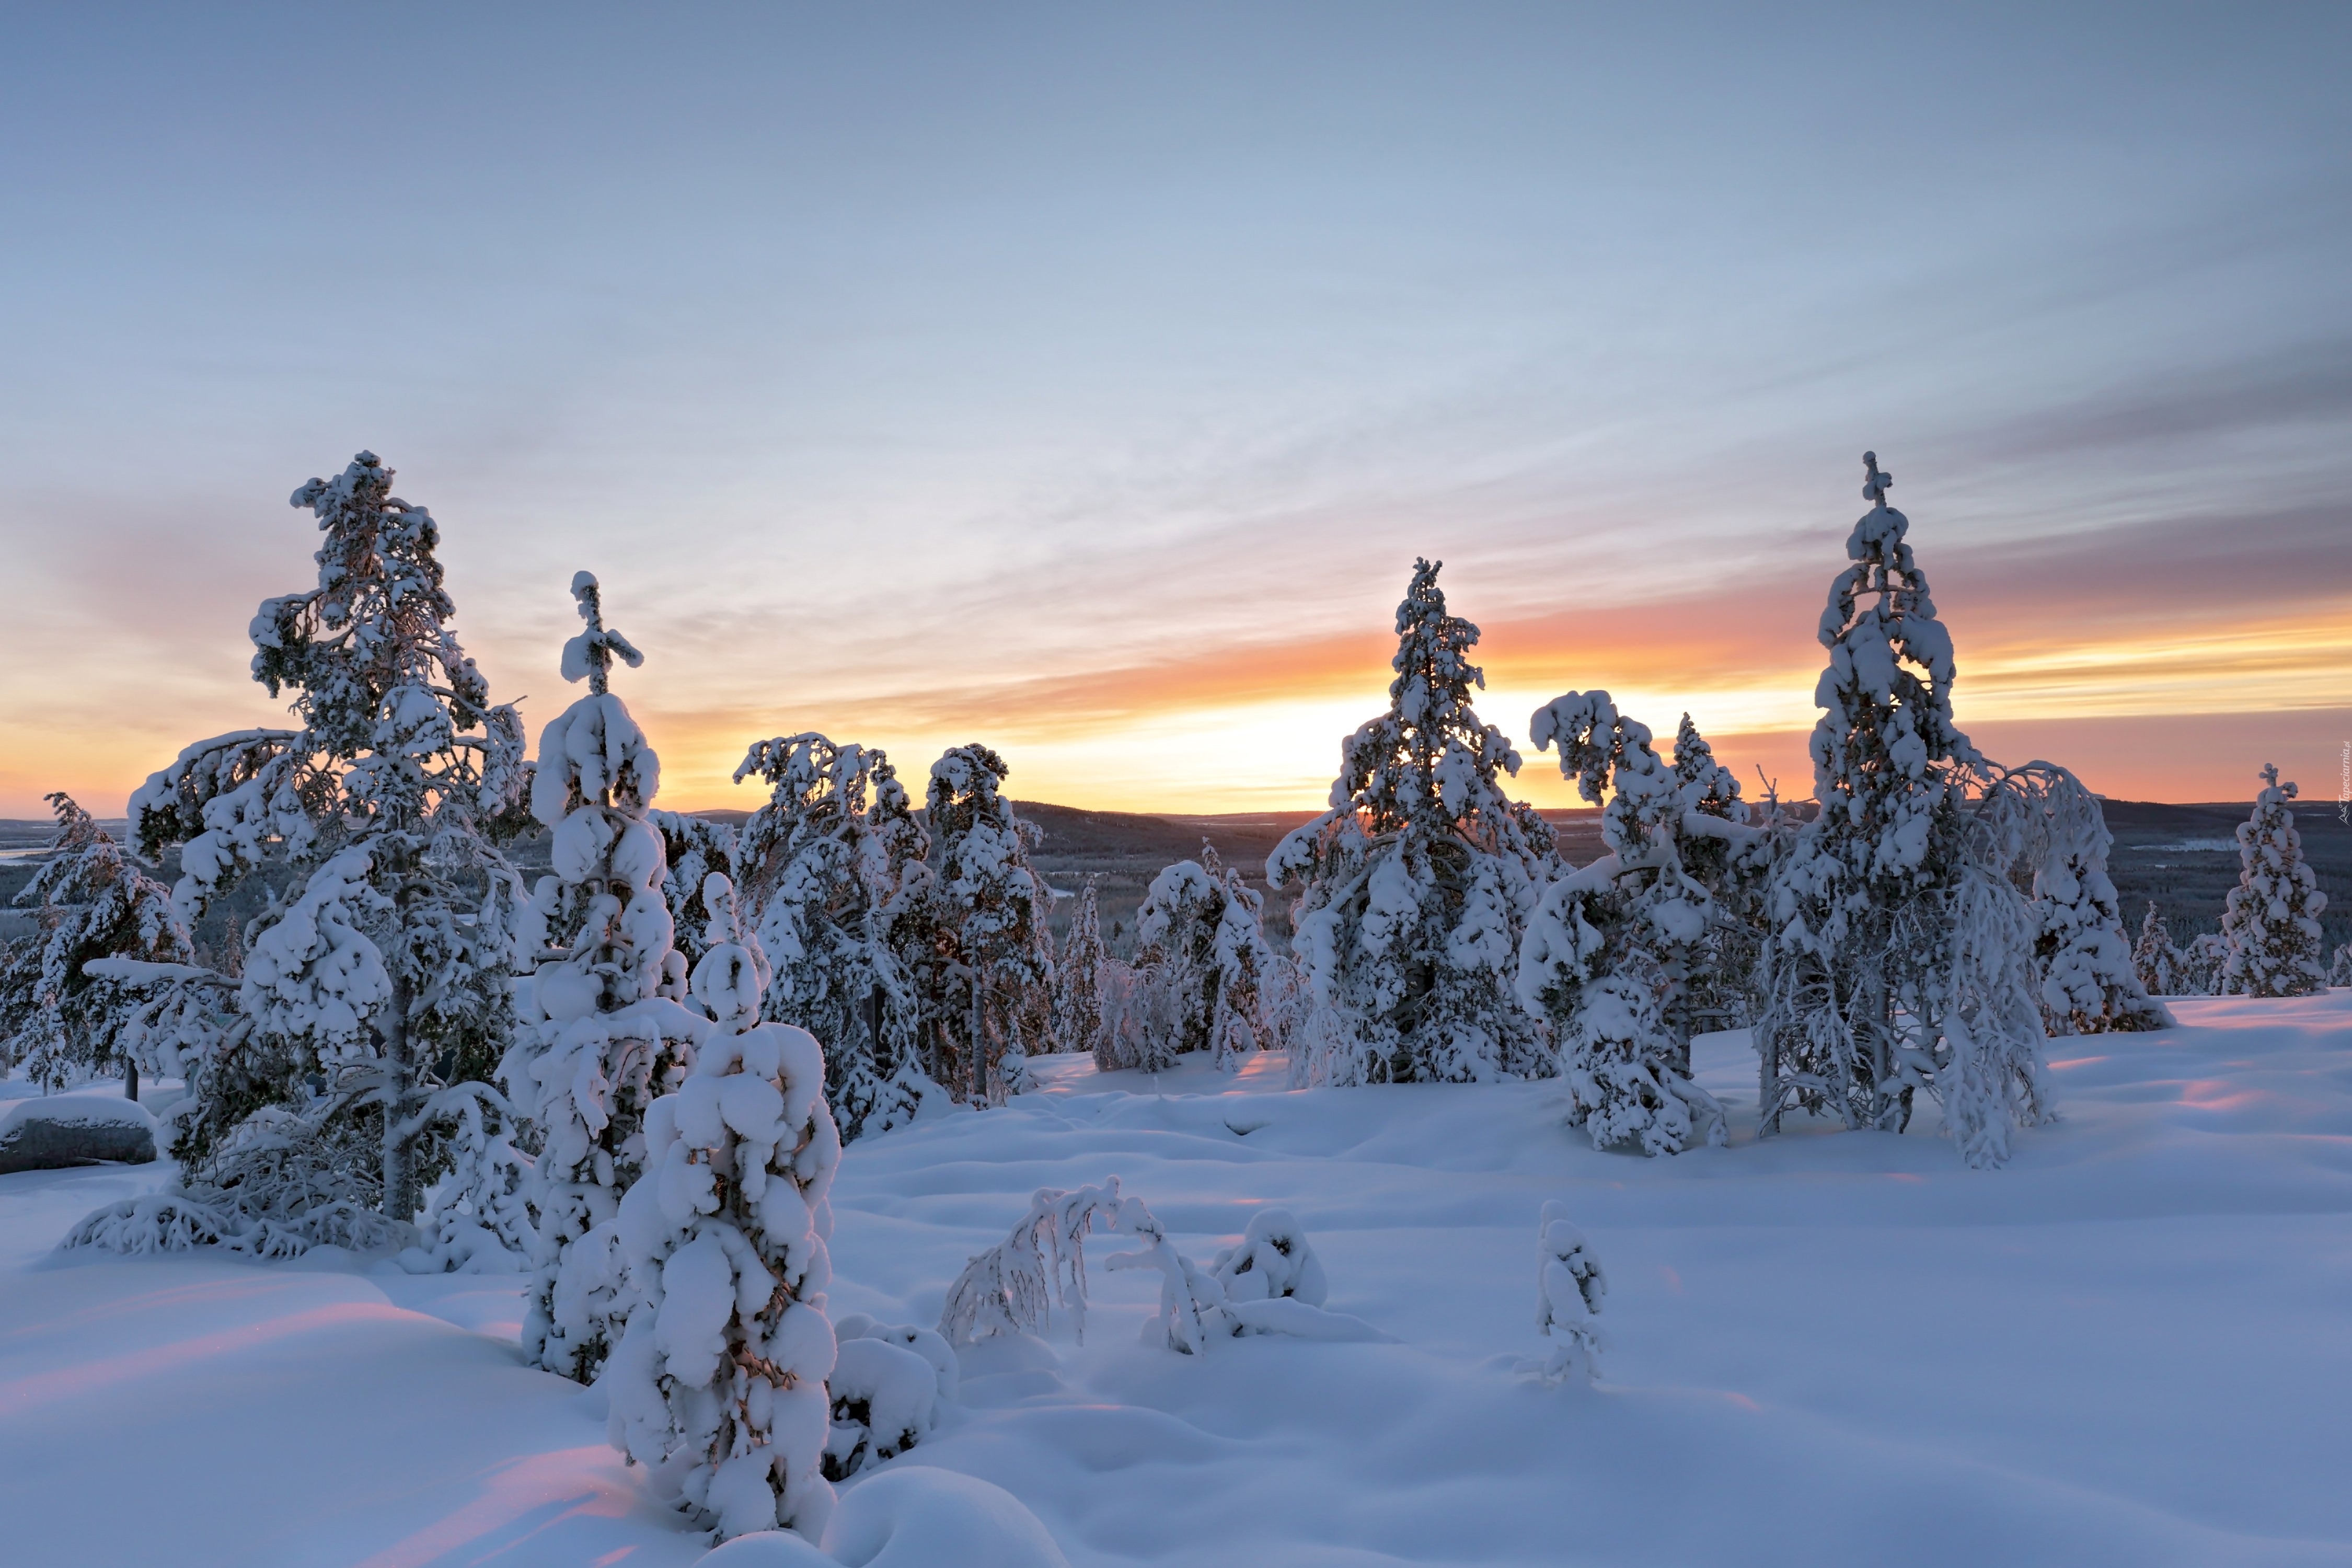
[{"left": 6, "top": 994, "right": 2352, "bottom": 1565}]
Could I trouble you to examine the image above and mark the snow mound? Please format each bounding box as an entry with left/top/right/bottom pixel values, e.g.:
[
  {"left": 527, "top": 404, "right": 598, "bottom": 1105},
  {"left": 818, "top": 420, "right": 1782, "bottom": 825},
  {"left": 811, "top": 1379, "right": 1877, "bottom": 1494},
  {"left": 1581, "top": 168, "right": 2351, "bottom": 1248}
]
[
  {"left": 823, "top": 1467, "right": 1070, "bottom": 1568},
  {"left": 0, "top": 1094, "right": 157, "bottom": 1173},
  {"left": 697, "top": 1530, "right": 837, "bottom": 1566}
]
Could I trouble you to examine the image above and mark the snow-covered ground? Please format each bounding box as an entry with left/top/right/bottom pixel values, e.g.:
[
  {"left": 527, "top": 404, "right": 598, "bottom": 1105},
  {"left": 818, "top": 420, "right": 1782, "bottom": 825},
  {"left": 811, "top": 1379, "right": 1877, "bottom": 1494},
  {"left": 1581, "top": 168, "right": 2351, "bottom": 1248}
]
[{"left": 6, "top": 993, "right": 2351, "bottom": 1566}]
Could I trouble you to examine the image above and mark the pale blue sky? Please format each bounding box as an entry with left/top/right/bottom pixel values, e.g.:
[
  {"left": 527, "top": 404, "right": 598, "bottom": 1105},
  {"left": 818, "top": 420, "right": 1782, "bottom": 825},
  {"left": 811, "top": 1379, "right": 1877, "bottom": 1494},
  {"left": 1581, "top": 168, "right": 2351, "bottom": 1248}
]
[{"left": 4, "top": 4, "right": 2348, "bottom": 811}]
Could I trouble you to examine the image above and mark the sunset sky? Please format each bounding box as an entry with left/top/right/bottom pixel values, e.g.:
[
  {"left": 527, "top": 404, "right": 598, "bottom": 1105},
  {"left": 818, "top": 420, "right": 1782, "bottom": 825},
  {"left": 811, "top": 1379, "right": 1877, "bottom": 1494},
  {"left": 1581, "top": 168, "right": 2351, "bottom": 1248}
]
[{"left": 3, "top": 6, "right": 2347, "bottom": 818}]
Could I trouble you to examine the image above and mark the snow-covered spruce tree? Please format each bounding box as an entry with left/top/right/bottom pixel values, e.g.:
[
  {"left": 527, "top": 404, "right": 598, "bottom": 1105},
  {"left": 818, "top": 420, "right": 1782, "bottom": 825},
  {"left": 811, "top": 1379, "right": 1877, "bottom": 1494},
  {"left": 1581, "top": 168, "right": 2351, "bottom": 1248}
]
[
  {"left": 71, "top": 453, "right": 532, "bottom": 1255},
  {"left": 733, "top": 734, "right": 930, "bottom": 1140},
  {"left": 2180, "top": 932, "right": 2230, "bottom": 997},
  {"left": 1057, "top": 876, "right": 1109, "bottom": 1066},
  {"left": 399, "top": 1081, "right": 537, "bottom": 1274},
  {"left": 1516, "top": 697, "right": 1752, "bottom": 1155},
  {"left": 2132, "top": 904, "right": 2187, "bottom": 997},
  {"left": 1271, "top": 559, "right": 1556, "bottom": 1085},
  {"left": 2331, "top": 943, "right": 2352, "bottom": 988},
  {"left": 1524, "top": 1201, "right": 1606, "bottom": 1387},
  {"left": 2220, "top": 764, "right": 2329, "bottom": 997},
  {"left": 0, "top": 794, "right": 195, "bottom": 1094},
  {"left": 925, "top": 746, "right": 1055, "bottom": 1103},
  {"left": 1130, "top": 845, "right": 1274, "bottom": 1071},
  {"left": 503, "top": 572, "right": 707, "bottom": 1380},
  {"left": 606, "top": 871, "right": 840, "bottom": 1543},
  {"left": 2009, "top": 768, "right": 2169, "bottom": 1034},
  {"left": 1756, "top": 455, "right": 2051, "bottom": 1166}
]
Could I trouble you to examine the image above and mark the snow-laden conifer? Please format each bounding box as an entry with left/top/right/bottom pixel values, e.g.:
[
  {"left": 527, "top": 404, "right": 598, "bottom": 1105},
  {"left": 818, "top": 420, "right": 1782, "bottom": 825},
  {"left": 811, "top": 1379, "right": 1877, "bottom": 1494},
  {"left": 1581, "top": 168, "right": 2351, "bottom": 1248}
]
[
  {"left": 70, "top": 453, "right": 531, "bottom": 1256},
  {"left": 503, "top": 572, "right": 707, "bottom": 1380},
  {"left": 1, "top": 794, "right": 195, "bottom": 1094},
  {"left": 606, "top": 871, "right": 840, "bottom": 1543},
  {"left": 2132, "top": 904, "right": 2188, "bottom": 997},
  {"left": 1129, "top": 845, "right": 1275, "bottom": 1071},
  {"left": 1517, "top": 698, "right": 1749, "bottom": 1154},
  {"left": 2180, "top": 932, "right": 2230, "bottom": 996},
  {"left": 1271, "top": 560, "right": 1555, "bottom": 1086},
  {"left": 2015, "top": 774, "right": 2169, "bottom": 1033},
  {"left": 1524, "top": 1201, "right": 1606, "bottom": 1386},
  {"left": 1756, "top": 455, "right": 2053, "bottom": 1166},
  {"left": 926, "top": 746, "right": 1055, "bottom": 1103},
  {"left": 398, "top": 1082, "right": 537, "bottom": 1273},
  {"left": 2330, "top": 943, "right": 2352, "bottom": 988},
  {"left": 1056, "top": 877, "right": 1109, "bottom": 1065},
  {"left": 2220, "top": 765, "right": 2328, "bottom": 997},
  {"left": 733, "top": 734, "right": 930, "bottom": 1139}
]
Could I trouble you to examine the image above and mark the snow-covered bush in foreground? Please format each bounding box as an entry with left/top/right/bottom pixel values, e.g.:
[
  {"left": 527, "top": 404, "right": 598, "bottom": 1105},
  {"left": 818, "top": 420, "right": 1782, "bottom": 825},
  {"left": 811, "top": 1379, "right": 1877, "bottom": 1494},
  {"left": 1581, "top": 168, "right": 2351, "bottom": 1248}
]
[
  {"left": 820, "top": 1320, "right": 954, "bottom": 1482},
  {"left": 2221, "top": 765, "right": 2328, "bottom": 998},
  {"left": 503, "top": 573, "right": 706, "bottom": 1381},
  {"left": 940, "top": 1181, "right": 1375, "bottom": 1355},
  {"left": 606, "top": 882, "right": 841, "bottom": 1543},
  {"left": 1272, "top": 559, "right": 1555, "bottom": 1086},
  {"left": 395, "top": 1082, "right": 537, "bottom": 1274},
  {"left": 1523, "top": 1200, "right": 1607, "bottom": 1386}
]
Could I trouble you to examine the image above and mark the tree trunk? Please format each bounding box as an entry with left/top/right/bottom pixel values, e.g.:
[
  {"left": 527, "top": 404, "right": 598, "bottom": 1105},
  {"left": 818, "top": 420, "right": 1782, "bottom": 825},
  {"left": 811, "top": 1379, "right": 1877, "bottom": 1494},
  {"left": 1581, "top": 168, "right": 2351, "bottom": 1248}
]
[
  {"left": 124, "top": 1061, "right": 139, "bottom": 1102},
  {"left": 969, "top": 970, "right": 986, "bottom": 1103},
  {"left": 383, "top": 976, "right": 416, "bottom": 1223}
]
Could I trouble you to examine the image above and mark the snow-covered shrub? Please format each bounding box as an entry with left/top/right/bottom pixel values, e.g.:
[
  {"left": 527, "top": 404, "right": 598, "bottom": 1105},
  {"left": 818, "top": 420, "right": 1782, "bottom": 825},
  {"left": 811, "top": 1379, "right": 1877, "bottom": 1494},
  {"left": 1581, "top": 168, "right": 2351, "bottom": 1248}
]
[
  {"left": 734, "top": 734, "right": 933, "bottom": 1140},
  {"left": 1525, "top": 1200, "right": 1606, "bottom": 1386},
  {"left": 605, "top": 889, "right": 841, "bottom": 1542},
  {"left": 2220, "top": 764, "right": 2328, "bottom": 997},
  {"left": 2331, "top": 943, "right": 2352, "bottom": 988},
  {"left": 1273, "top": 559, "right": 1556, "bottom": 1086},
  {"left": 503, "top": 573, "right": 707, "bottom": 1382},
  {"left": 941, "top": 1182, "right": 1364, "bottom": 1356},
  {"left": 2132, "top": 904, "right": 2189, "bottom": 996},
  {"left": 0, "top": 794, "right": 197, "bottom": 1094},
  {"left": 1756, "top": 455, "right": 2054, "bottom": 1168},
  {"left": 70, "top": 453, "right": 532, "bottom": 1258},
  {"left": 396, "top": 1082, "right": 537, "bottom": 1274},
  {"left": 938, "top": 1180, "right": 1131, "bottom": 1346},
  {"left": 925, "top": 746, "right": 1055, "bottom": 1103},
  {"left": 822, "top": 1335, "right": 940, "bottom": 1481},
  {"left": 1208, "top": 1207, "right": 1327, "bottom": 1308},
  {"left": 1518, "top": 696, "right": 1750, "bottom": 1155}
]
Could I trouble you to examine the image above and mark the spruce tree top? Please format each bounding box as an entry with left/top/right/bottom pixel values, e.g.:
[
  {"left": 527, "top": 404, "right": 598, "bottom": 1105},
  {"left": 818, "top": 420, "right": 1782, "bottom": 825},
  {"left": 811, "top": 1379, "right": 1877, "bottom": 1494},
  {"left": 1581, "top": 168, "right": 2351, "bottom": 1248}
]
[
  {"left": 254, "top": 452, "right": 495, "bottom": 760},
  {"left": 1335, "top": 558, "right": 1527, "bottom": 839},
  {"left": 1808, "top": 452, "right": 1977, "bottom": 876}
]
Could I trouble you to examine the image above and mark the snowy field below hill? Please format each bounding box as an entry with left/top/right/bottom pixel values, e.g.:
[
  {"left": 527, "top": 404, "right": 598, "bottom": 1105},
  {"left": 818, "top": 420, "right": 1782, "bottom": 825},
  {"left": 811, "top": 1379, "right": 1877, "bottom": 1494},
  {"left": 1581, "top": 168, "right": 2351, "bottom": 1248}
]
[{"left": 5, "top": 992, "right": 2352, "bottom": 1567}]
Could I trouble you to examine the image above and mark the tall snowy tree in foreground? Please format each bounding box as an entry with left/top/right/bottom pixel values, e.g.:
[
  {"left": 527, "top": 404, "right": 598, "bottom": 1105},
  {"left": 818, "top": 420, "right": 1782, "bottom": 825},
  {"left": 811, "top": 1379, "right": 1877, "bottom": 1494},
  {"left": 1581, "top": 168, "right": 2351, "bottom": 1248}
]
[
  {"left": 2219, "top": 765, "right": 2328, "bottom": 998},
  {"left": 503, "top": 572, "right": 707, "bottom": 1379},
  {"left": 1757, "top": 454, "right": 2051, "bottom": 1168},
  {"left": 607, "top": 871, "right": 839, "bottom": 1543},
  {"left": 733, "top": 733, "right": 930, "bottom": 1139},
  {"left": 1271, "top": 560, "right": 1555, "bottom": 1086},
  {"left": 0, "top": 794, "right": 195, "bottom": 1094},
  {"left": 925, "top": 746, "right": 1055, "bottom": 1103},
  {"left": 1516, "top": 700, "right": 1752, "bottom": 1154},
  {"left": 71, "top": 453, "right": 532, "bottom": 1255}
]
